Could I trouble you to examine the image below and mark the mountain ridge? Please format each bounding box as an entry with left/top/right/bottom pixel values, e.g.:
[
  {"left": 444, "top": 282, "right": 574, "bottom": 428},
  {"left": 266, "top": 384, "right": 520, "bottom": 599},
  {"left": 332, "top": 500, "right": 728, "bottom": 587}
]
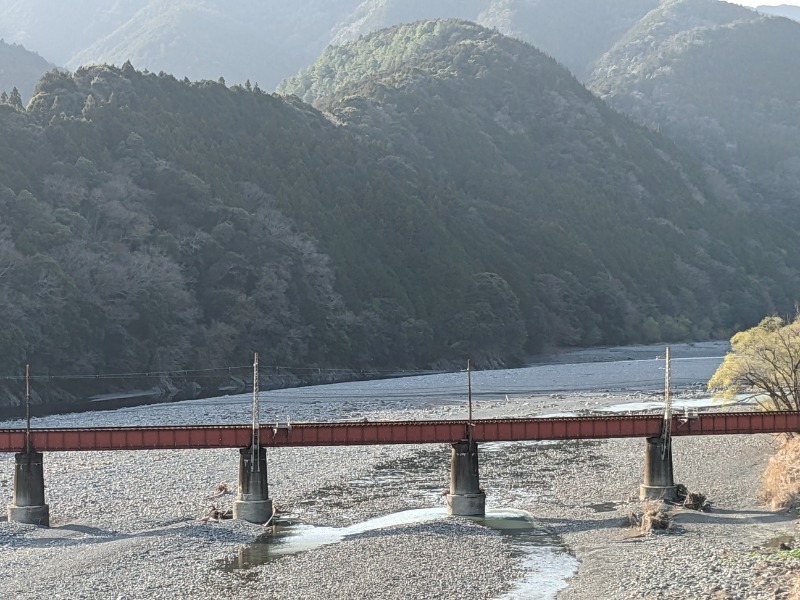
[
  {"left": 588, "top": 0, "right": 800, "bottom": 222},
  {"left": 0, "top": 12, "right": 799, "bottom": 406}
]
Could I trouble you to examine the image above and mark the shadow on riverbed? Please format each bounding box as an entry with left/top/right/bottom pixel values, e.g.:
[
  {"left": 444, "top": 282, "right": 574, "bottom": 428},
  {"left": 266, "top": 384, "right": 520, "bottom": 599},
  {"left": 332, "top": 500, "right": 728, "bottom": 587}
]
[
  {"left": 534, "top": 505, "right": 795, "bottom": 537},
  {"left": 671, "top": 507, "right": 796, "bottom": 526},
  {"left": 534, "top": 514, "right": 630, "bottom": 535},
  {"left": 8, "top": 518, "right": 244, "bottom": 549}
]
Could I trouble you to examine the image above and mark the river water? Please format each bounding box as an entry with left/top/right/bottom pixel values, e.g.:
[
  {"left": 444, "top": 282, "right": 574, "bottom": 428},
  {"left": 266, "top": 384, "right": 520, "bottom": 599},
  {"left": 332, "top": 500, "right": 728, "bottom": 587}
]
[
  {"left": 205, "top": 341, "right": 729, "bottom": 598},
  {"left": 2, "top": 341, "right": 729, "bottom": 598},
  {"left": 139, "top": 340, "right": 728, "bottom": 427}
]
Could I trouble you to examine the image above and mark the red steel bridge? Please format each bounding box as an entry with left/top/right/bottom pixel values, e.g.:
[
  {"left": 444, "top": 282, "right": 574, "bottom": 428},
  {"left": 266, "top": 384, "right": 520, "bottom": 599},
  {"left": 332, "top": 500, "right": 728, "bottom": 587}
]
[{"left": 1, "top": 411, "right": 799, "bottom": 452}]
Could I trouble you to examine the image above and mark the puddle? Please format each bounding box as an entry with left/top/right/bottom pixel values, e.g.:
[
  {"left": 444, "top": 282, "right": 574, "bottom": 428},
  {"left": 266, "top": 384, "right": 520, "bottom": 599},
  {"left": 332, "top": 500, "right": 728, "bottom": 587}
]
[
  {"left": 761, "top": 534, "right": 795, "bottom": 550},
  {"left": 218, "top": 507, "right": 577, "bottom": 598},
  {"left": 219, "top": 507, "right": 558, "bottom": 569},
  {"left": 217, "top": 441, "right": 594, "bottom": 596},
  {"left": 219, "top": 507, "right": 444, "bottom": 570},
  {"left": 588, "top": 502, "right": 618, "bottom": 513},
  {"left": 497, "top": 545, "right": 579, "bottom": 600}
]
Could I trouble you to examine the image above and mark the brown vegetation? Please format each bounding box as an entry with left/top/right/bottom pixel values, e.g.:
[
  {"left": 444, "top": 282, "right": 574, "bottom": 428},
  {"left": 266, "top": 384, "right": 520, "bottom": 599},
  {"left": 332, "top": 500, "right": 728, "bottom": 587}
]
[
  {"left": 630, "top": 499, "right": 670, "bottom": 532},
  {"left": 676, "top": 483, "right": 710, "bottom": 511},
  {"left": 761, "top": 437, "right": 800, "bottom": 511}
]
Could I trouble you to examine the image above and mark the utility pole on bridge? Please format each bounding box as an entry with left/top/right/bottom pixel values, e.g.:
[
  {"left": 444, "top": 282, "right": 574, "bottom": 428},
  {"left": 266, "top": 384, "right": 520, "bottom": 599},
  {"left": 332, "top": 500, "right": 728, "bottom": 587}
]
[
  {"left": 7, "top": 364, "right": 50, "bottom": 526},
  {"left": 640, "top": 347, "right": 677, "bottom": 501},
  {"left": 446, "top": 359, "right": 486, "bottom": 516},
  {"left": 232, "top": 352, "right": 273, "bottom": 524}
]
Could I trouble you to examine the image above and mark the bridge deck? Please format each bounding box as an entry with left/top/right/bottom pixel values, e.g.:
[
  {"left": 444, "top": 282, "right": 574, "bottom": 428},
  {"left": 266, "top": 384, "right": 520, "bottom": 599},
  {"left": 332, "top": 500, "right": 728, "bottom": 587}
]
[{"left": 0, "top": 412, "right": 798, "bottom": 452}]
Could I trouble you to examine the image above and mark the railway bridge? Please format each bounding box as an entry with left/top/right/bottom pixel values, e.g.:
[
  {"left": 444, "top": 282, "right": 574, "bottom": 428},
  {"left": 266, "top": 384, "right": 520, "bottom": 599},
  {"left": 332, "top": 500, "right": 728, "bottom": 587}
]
[{"left": 3, "top": 410, "right": 799, "bottom": 525}]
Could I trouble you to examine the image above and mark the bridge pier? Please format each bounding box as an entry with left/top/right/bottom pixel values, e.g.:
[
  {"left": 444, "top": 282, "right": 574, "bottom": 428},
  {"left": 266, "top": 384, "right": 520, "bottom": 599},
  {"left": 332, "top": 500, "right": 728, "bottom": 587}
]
[
  {"left": 446, "top": 438, "right": 485, "bottom": 516},
  {"left": 233, "top": 447, "right": 273, "bottom": 524},
  {"left": 7, "top": 450, "right": 49, "bottom": 526},
  {"left": 640, "top": 436, "right": 677, "bottom": 501}
]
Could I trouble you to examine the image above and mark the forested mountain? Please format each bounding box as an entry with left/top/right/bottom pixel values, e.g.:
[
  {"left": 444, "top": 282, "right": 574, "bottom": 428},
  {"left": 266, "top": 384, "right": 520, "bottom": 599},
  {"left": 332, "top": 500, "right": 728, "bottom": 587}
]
[
  {"left": 588, "top": 0, "right": 800, "bottom": 224},
  {"left": 0, "top": 0, "right": 676, "bottom": 90},
  {"left": 1, "top": 20, "right": 798, "bottom": 408},
  {"left": 329, "top": 0, "right": 661, "bottom": 81},
  {"left": 0, "top": 0, "right": 142, "bottom": 65},
  {"left": 1, "top": 1, "right": 790, "bottom": 95},
  {"left": 0, "top": 0, "right": 364, "bottom": 92},
  {"left": 0, "top": 39, "right": 52, "bottom": 103}
]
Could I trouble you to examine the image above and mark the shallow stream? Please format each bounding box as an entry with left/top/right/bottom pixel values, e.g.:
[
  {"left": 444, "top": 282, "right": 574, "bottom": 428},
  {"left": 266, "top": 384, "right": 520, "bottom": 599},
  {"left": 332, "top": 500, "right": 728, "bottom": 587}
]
[{"left": 220, "top": 506, "right": 579, "bottom": 599}]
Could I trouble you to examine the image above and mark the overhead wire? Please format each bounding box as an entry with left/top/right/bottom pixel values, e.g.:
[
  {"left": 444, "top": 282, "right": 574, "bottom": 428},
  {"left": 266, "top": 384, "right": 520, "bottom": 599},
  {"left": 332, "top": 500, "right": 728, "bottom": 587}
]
[{"left": 0, "top": 363, "right": 444, "bottom": 382}]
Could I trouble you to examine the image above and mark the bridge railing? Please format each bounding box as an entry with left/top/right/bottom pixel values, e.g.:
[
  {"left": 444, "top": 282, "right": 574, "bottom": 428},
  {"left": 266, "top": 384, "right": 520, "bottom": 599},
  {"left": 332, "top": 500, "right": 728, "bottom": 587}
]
[{"left": 0, "top": 411, "right": 798, "bottom": 452}]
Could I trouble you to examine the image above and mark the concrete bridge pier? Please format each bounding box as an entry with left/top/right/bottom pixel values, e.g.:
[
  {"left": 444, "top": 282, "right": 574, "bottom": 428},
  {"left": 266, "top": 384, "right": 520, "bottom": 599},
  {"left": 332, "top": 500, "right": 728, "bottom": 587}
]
[
  {"left": 233, "top": 447, "right": 273, "bottom": 524},
  {"left": 639, "top": 436, "right": 677, "bottom": 501},
  {"left": 446, "top": 438, "right": 485, "bottom": 516},
  {"left": 7, "top": 450, "right": 50, "bottom": 526}
]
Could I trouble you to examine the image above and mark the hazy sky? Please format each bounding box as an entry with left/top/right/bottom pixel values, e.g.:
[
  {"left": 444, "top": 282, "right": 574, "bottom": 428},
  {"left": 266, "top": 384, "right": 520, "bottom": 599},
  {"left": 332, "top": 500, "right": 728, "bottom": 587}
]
[{"left": 732, "top": 1, "right": 800, "bottom": 5}]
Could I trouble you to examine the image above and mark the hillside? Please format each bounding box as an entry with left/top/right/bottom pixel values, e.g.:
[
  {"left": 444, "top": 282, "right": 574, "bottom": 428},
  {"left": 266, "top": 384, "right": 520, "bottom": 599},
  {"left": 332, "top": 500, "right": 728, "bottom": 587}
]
[
  {"left": 2, "top": 1, "right": 796, "bottom": 94},
  {"left": 2, "top": 19, "right": 800, "bottom": 407},
  {"left": 0, "top": 0, "right": 664, "bottom": 89},
  {"left": 0, "top": 0, "right": 362, "bottom": 91},
  {"left": 0, "top": 39, "right": 53, "bottom": 103},
  {"left": 588, "top": 0, "right": 800, "bottom": 223},
  {"left": 0, "top": 0, "right": 141, "bottom": 65},
  {"left": 64, "top": 0, "right": 358, "bottom": 89},
  {"left": 278, "top": 22, "right": 800, "bottom": 351},
  {"left": 330, "top": 0, "right": 661, "bottom": 81}
]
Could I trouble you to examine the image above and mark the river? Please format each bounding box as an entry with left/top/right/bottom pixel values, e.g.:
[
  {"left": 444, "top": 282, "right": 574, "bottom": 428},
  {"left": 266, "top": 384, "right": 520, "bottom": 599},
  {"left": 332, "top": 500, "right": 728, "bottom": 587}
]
[{"left": 1, "top": 340, "right": 730, "bottom": 599}]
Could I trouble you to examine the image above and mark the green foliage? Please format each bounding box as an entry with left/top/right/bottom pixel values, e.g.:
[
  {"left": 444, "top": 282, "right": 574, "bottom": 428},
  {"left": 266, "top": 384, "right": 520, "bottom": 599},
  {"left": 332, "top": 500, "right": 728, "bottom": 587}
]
[
  {"left": 281, "top": 18, "right": 800, "bottom": 350},
  {"left": 708, "top": 316, "right": 800, "bottom": 411},
  {"left": 0, "top": 17, "right": 800, "bottom": 398},
  {"left": 447, "top": 273, "right": 527, "bottom": 363},
  {"left": 588, "top": 0, "right": 800, "bottom": 227}
]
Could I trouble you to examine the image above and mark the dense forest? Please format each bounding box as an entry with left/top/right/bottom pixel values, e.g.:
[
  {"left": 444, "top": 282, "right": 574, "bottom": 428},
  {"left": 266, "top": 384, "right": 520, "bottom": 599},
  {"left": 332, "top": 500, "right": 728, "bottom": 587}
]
[
  {"left": 588, "top": 0, "right": 800, "bottom": 225},
  {"left": 0, "top": 20, "right": 800, "bottom": 412},
  {"left": 0, "top": 0, "right": 691, "bottom": 92},
  {"left": 4, "top": 1, "right": 798, "bottom": 233},
  {"left": 0, "top": 18, "right": 799, "bottom": 408}
]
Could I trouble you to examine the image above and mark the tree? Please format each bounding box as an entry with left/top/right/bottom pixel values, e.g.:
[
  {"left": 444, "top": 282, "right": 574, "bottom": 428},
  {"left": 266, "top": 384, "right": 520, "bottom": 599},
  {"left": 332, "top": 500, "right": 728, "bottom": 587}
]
[
  {"left": 448, "top": 272, "right": 527, "bottom": 365},
  {"left": 8, "top": 87, "right": 23, "bottom": 110},
  {"left": 708, "top": 315, "right": 800, "bottom": 411}
]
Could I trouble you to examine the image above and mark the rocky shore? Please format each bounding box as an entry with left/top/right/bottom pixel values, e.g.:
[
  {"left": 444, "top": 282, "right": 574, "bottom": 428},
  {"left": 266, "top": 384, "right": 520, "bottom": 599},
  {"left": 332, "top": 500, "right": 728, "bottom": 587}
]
[{"left": 1, "top": 350, "right": 798, "bottom": 599}]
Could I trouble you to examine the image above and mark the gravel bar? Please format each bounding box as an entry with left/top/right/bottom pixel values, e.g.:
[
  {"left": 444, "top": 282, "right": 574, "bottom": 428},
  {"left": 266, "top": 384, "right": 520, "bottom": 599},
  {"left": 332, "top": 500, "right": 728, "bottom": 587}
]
[{"left": 1, "top": 382, "right": 798, "bottom": 599}]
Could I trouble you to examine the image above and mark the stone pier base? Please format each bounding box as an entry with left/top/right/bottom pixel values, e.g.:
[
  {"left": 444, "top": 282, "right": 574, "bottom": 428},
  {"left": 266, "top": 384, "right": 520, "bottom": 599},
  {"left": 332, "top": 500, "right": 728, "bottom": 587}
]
[
  {"left": 233, "top": 447, "right": 274, "bottom": 524},
  {"left": 640, "top": 436, "right": 677, "bottom": 502},
  {"left": 7, "top": 451, "right": 49, "bottom": 526},
  {"left": 446, "top": 438, "right": 485, "bottom": 517}
]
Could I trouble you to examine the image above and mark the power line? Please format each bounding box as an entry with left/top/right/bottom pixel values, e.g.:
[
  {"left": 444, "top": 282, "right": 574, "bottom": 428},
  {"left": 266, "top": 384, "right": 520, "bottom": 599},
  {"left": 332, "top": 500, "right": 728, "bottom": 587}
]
[{"left": 0, "top": 363, "right": 445, "bottom": 382}]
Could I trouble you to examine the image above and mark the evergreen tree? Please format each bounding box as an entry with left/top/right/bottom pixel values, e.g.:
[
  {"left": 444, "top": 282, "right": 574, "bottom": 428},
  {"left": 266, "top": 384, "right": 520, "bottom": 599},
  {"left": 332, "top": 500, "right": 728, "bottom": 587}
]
[{"left": 8, "top": 87, "right": 23, "bottom": 110}]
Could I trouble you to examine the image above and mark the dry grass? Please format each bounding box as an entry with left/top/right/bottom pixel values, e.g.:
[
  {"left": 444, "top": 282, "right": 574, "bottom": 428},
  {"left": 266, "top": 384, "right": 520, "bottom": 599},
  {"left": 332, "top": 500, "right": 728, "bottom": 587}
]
[
  {"left": 761, "top": 437, "right": 800, "bottom": 511},
  {"left": 630, "top": 499, "right": 670, "bottom": 532}
]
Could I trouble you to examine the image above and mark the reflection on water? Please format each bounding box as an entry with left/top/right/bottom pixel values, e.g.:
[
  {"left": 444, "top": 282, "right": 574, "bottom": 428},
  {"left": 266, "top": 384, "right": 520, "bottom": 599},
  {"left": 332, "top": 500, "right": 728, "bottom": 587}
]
[
  {"left": 762, "top": 534, "right": 796, "bottom": 550},
  {"left": 220, "top": 507, "right": 445, "bottom": 569},
  {"left": 218, "top": 507, "right": 577, "bottom": 598},
  {"left": 220, "top": 507, "right": 559, "bottom": 569}
]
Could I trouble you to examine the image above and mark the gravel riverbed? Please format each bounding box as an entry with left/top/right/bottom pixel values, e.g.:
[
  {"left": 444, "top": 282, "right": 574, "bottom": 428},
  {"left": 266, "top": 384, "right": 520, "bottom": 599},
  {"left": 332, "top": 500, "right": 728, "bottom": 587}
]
[{"left": 1, "top": 350, "right": 799, "bottom": 599}]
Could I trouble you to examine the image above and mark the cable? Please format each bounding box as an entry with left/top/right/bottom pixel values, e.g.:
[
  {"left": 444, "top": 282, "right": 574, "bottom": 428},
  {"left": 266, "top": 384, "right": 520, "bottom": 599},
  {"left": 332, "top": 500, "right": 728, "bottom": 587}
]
[{"left": 0, "top": 364, "right": 444, "bottom": 382}]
